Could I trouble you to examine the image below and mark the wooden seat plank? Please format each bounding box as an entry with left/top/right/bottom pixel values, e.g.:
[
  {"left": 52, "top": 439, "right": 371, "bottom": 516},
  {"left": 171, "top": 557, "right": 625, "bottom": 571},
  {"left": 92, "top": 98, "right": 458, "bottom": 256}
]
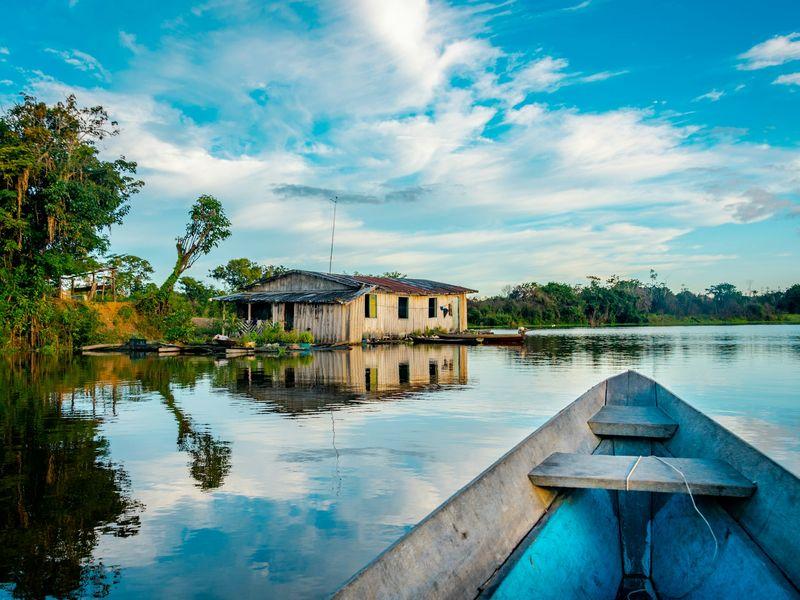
[
  {"left": 588, "top": 405, "right": 677, "bottom": 439},
  {"left": 529, "top": 452, "right": 755, "bottom": 497}
]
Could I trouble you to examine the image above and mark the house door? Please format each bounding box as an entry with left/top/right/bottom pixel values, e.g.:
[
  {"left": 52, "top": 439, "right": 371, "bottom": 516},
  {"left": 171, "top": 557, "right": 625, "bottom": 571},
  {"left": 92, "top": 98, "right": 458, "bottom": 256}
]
[{"left": 284, "top": 302, "right": 295, "bottom": 331}]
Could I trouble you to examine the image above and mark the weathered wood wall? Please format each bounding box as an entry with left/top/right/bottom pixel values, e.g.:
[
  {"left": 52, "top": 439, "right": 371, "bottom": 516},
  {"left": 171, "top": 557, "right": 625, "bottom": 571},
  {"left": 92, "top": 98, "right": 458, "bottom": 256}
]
[
  {"left": 363, "top": 293, "right": 468, "bottom": 337},
  {"left": 250, "top": 272, "right": 351, "bottom": 292},
  {"left": 245, "top": 273, "right": 471, "bottom": 343}
]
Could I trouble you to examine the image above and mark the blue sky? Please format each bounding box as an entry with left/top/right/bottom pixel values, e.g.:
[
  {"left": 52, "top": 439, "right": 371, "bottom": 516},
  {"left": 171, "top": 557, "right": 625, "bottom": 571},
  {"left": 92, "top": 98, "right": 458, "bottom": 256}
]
[{"left": 1, "top": 0, "right": 799, "bottom": 294}]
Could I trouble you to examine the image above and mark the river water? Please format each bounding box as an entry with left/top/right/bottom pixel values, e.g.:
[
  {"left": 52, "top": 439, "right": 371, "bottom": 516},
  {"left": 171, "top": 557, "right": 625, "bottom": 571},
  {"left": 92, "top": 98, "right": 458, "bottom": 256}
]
[{"left": 1, "top": 325, "right": 798, "bottom": 598}]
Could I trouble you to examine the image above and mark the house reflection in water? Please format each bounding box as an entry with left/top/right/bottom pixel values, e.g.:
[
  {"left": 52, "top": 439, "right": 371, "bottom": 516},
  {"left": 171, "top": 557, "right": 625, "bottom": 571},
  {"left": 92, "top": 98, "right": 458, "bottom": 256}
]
[{"left": 228, "top": 344, "right": 469, "bottom": 415}]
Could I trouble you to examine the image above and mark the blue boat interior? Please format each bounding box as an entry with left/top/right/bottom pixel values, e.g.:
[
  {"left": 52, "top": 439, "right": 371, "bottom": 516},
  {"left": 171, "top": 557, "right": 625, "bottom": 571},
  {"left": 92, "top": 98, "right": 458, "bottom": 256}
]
[
  {"left": 334, "top": 371, "right": 800, "bottom": 600},
  {"left": 483, "top": 392, "right": 798, "bottom": 599}
]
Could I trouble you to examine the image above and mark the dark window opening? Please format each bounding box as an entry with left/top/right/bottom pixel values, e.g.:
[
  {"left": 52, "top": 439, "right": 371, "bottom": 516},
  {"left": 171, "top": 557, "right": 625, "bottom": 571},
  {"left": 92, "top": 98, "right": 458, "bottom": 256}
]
[
  {"left": 398, "top": 363, "right": 410, "bottom": 384},
  {"left": 284, "top": 302, "right": 295, "bottom": 331},
  {"left": 236, "top": 303, "right": 249, "bottom": 319},
  {"left": 398, "top": 297, "right": 409, "bottom": 319},
  {"left": 429, "top": 360, "right": 439, "bottom": 384},
  {"left": 428, "top": 297, "right": 437, "bottom": 318},
  {"left": 252, "top": 303, "right": 273, "bottom": 321},
  {"left": 365, "top": 294, "right": 377, "bottom": 318}
]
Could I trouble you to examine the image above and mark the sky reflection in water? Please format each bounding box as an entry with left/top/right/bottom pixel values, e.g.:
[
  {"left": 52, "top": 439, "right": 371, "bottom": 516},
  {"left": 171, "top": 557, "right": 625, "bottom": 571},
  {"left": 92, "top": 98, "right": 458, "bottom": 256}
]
[{"left": 1, "top": 325, "right": 799, "bottom": 598}]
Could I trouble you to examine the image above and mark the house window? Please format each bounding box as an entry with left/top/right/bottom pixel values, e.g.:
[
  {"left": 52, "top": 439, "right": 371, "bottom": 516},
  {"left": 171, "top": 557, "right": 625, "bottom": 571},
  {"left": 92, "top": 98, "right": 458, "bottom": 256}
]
[
  {"left": 398, "top": 362, "right": 410, "bottom": 384},
  {"left": 398, "top": 297, "right": 409, "bottom": 319},
  {"left": 252, "top": 303, "right": 273, "bottom": 321},
  {"left": 428, "top": 297, "right": 437, "bottom": 318},
  {"left": 429, "top": 360, "right": 439, "bottom": 384},
  {"left": 365, "top": 294, "right": 377, "bottom": 318}
]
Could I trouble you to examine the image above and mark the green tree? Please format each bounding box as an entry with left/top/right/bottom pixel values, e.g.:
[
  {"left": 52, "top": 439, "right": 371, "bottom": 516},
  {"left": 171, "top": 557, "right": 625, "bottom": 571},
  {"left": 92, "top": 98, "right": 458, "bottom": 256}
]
[
  {"left": 106, "top": 253, "right": 153, "bottom": 296},
  {"left": 179, "top": 276, "right": 223, "bottom": 316},
  {"left": 706, "top": 283, "right": 743, "bottom": 318},
  {"left": 179, "top": 276, "right": 221, "bottom": 304},
  {"left": 209, "top": 258, "right": 286, "bottom": 292},
  {"left": 160, "top": 195, "right": 230, "bottom": 295},
  {"left": 0, "top": 94, "right": 142, "bottom": 347},
  {"left": 780, "top": 284, "right": 800, "bottom": 313}
]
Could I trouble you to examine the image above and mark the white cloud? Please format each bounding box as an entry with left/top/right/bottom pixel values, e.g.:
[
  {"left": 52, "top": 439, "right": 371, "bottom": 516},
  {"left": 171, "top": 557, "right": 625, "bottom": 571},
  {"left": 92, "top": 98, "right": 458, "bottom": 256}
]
[
  {"left": 0, "top": 79, "right": 12, "bottom": 86},
  {"left": 694, "top": 89, "right": 724, "bottom": 102},
  {"left": 0, "top": 47, "right": 9, "bottom": 55},
  {"left": 18, "top": 1, "right": 800, "bottom": 292},
  {"left": 774, "top": 72, "right": 800, "bottom": 86},
  {"left": 44, "top": 48, "right": 111, "bottom": 81},
  {"left": 119, "top": 31, "right": 145, "bottom": 55},
  {"left": 564, "top": 1, "right": 591, "bottom": 11},
  {"left": 579, "top": 70, "right": 627, "bottom": 83},
  {"left": 738, "top": 32, "right": 800, "bottom": 70}
]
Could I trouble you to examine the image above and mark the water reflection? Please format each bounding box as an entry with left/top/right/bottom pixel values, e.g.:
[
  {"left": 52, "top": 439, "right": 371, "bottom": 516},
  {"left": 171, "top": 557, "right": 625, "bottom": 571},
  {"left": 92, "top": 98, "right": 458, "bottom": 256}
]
[
  {"left": 519, "top": 332, "right": 677, "bottom": 366},
  {"left": 1, "top": 327, "right": 799, "bottom": 599},
  {"left": 224, "top": 345, "right": 469, "bottom": 415},
  {"left": 135, "top": 360, "right": 232, "bottom": 490},
  {"left": 0, "top": 357, "right": 141, "bottom": 599}
]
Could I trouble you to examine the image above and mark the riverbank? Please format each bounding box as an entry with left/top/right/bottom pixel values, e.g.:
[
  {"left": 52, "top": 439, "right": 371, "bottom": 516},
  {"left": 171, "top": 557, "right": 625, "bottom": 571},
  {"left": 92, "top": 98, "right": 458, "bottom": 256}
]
[{"left": 471, "top": 314, "right": 800, "bottom": 330}]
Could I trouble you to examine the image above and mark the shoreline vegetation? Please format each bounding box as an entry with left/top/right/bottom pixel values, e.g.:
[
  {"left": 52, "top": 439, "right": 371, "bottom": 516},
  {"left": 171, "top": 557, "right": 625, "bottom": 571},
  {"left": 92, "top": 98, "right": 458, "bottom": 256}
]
[
  {"left": 2, "top": 95, "right": 799, "bottom": 353},
  {"left": 468, "top": 275, "right": 800, "bottom": 330},
  {"left": 474, "top": 314, "right": 800, "bottom": 330}
]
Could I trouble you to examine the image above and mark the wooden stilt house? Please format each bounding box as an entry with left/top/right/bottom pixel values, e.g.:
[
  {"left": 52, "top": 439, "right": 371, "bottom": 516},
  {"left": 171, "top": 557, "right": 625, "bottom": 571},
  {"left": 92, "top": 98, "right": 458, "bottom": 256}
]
[{"left": 213, "top": 270, "right": 477, "bottom": 344}]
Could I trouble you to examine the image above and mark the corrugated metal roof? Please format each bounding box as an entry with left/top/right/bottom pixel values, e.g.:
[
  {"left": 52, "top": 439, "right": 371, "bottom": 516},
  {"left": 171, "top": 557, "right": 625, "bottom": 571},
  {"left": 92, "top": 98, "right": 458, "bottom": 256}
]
[
  {"left": 242, "top": 269, "right": 478, "bottom": 297},
  {"left": 212, "top": 287, "right": 372, "bottom": 304},
  {"left": 352, "top": 275, "right": 477, "bottom": 295}
]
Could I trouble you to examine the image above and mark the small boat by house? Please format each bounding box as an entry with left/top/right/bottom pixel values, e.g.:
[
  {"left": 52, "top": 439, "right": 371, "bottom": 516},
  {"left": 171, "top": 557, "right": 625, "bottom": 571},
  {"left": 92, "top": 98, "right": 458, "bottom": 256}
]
[
  {"left": 438, "top": 330, "right": 526, "bottom": 345},
  {"left": 334, "top": 371, "right": 800, "bottom": 599},
  {"left": 411, "top": 335, "right": 483, "bottom": 346}
]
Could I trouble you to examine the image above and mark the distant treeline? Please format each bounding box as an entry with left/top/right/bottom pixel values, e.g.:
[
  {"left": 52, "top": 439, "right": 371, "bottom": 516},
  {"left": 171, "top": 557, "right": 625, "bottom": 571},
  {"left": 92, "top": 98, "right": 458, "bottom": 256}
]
[{"left": 468, "top": 274, "right": 800, "bottom": 328}]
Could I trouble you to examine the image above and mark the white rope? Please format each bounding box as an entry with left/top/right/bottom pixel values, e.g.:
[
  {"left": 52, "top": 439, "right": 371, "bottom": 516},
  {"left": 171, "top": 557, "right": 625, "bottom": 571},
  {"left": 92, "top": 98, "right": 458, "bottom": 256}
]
[
  {"left": 653, "top": 455, "right": 719, "bottom": 562},
  {"left": 622, "top": 455, "right": 719, "bottom": 600},
  {"left": 625, "top": 455, "right": 643, "bottom": 491}
]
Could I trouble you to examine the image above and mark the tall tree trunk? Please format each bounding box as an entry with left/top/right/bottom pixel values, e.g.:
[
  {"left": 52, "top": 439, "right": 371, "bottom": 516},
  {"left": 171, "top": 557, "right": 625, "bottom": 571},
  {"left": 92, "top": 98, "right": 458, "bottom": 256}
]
[
  {"left": 160, "top": 266, "right": 183, "bottom": 296},
  {"left": 159, "top": 248, "right": 188, "bottom": 296},
  {"left": 16, "top": 168, "right": 30, "bottom": 251}
]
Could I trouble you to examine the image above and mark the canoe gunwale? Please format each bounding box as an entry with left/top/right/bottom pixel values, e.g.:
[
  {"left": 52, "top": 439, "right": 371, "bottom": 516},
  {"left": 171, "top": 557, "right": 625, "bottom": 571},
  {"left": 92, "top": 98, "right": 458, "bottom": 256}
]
[
  {"left": 333, "top": 370, "right": 800, "bottom": 598},
  {"left": 333, "top": 378, "right": 607, "bottom": 599}
]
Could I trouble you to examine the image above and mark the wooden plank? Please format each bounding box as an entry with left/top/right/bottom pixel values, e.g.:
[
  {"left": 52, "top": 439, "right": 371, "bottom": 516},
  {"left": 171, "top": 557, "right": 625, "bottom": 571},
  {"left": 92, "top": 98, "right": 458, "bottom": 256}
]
[
  {"left": 588, "top": 405, "right": 677, "bottom": 439},
  {"left": 630, "top": 456, "right": 755, "bottom": 497},
  {"left": 529, "top": 453, "right": 755, "bottom": 497},
  {"left": 530, "top": 453, "right": 637, "bottom": 491}
]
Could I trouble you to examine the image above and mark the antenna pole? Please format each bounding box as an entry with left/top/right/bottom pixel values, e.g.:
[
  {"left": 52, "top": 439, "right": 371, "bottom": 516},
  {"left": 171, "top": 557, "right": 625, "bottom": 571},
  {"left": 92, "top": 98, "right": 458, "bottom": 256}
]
[{"left": 328, "top": 196, "right": 338, "bottom": 273}]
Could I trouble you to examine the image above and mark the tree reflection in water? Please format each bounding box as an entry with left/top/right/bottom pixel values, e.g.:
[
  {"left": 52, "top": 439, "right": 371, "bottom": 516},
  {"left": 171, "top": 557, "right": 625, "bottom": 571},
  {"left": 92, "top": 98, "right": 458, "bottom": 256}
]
[
  {"left": 0, "top": 355, "right": 235, "bottom": 598},
  {"left": 517, "top": 332, "right": 678, "bottom": 366},
  {"left": 0, "top": 356, "right": 141, "bottom": 599},
  {"left": 135, "top": 358, "right": 232, "bottom": 491}
]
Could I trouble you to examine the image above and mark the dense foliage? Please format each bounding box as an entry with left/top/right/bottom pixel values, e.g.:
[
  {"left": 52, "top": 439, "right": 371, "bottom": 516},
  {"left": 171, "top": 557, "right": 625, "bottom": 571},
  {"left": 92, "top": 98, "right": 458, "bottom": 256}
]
[
  {"left": 469, "top": 276, "right": 800, "bottom": 327},
  {"left": 209, "top": 259, "right": 286, "bottom": 291},
  {"left": 0, "top": 95, "right": 142, "bottom": 348}
]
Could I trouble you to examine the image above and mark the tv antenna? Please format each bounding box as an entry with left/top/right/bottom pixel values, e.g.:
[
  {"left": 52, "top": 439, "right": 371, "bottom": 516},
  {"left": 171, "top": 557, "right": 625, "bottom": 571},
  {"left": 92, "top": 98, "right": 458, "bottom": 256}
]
[{"left": 328, "top": 195, "right": 338, "bottom": 273}]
